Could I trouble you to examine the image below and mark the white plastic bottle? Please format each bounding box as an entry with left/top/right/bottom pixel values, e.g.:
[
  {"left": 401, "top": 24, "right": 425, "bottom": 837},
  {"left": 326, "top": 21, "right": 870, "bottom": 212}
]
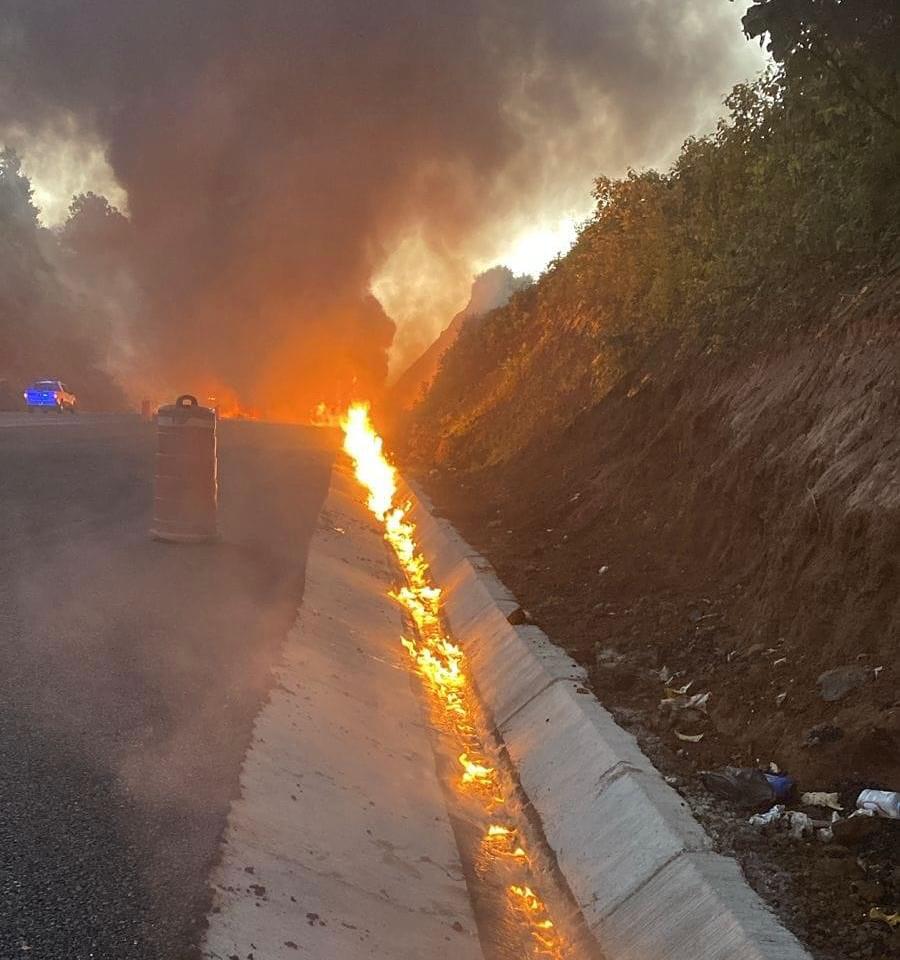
[{"left": 856, "top": 789, "right": 900, "bottom": 819}]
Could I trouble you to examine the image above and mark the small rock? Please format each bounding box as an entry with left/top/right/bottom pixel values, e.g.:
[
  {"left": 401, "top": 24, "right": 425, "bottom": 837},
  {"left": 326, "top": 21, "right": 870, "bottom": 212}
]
[
  {"left": 803, "top": 722, "right": 843, "bottom": 747},
  {"left": 506, "top": 606, "right": 530, "bottom": 625},
  {"left": 832, "top": 814, "right": 879, "bottom": 845},
  {"left": 817, "top": 665, "right": 867, "bottom": 702}
]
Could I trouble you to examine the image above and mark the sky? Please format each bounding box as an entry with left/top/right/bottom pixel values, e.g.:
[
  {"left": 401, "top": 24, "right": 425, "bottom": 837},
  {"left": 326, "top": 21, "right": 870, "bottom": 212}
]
[{"left": 0, "top": 0, "right": 767, "bottom": 409}]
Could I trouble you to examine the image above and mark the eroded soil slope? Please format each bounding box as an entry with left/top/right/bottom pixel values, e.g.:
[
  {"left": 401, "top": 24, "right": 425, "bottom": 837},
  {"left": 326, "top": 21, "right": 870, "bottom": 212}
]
[{"left": 415, "top": 265, "right": 899, "bottom": 959}]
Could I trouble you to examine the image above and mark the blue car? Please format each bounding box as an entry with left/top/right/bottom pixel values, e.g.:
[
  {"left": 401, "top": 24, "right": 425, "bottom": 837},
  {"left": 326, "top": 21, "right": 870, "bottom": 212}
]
[{"left": 24, "top": 380, "right": 78, "bottom": 413}]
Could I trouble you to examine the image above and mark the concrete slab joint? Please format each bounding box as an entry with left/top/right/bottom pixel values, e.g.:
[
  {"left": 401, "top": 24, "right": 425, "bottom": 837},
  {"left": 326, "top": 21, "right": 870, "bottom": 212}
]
[{"left": 404, "top": 480, "right": 813, "bottom": 960}]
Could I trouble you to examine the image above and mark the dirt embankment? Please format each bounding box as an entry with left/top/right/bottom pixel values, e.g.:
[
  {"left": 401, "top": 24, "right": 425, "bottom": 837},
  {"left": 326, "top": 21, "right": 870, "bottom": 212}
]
[{"left": 412, "top": 263, "right": 900, "bottom": 959}]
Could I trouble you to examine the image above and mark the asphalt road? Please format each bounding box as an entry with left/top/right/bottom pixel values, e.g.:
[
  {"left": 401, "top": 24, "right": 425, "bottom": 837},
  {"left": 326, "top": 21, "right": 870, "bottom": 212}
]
[{"left": 0, "top": 413, "right": 335, "bottom": 959}]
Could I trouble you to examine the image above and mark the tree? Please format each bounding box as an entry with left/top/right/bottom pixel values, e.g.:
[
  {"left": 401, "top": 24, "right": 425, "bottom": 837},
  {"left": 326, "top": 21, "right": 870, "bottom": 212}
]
[
  {"left": 0, "top": 147, "right": 40, "bottom": 227},
  {"left": 742, "top": 0, "right": 899, "bottom": 127}
]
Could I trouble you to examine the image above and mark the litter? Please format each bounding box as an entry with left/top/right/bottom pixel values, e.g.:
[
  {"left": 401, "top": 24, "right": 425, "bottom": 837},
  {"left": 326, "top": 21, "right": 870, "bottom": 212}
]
[
  {"left": 856, "top": 789, "right": 900, "bottom": 819},
  {"left": 661, "top": 691, "right": 708, "bottom": 711},
  {"left": 788, "top": 811, "right": 814, "bottom": 839},
  {"left": 869, "top": 907, "right": 900, "bottom": 929},
  {"left": 675, "top": 730, "right": 704, "bottom": 742},
  {"left": 749, "top": 804, "right": 785, "bottom": 827},
  {"left": 764, "top": 772, "right": 796, "bottom": 800},
  {"left": 800, "top": 791, "right": 842, "bottom": 812},
  {"left": 701, "top": 767, "right": 774, "bottom": 808}
]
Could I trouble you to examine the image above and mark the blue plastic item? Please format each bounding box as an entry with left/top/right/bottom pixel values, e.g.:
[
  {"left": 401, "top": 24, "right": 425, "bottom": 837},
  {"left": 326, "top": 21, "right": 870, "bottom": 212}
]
[{"left": 764, "top": 772, "right": 795, "bottom": 800}]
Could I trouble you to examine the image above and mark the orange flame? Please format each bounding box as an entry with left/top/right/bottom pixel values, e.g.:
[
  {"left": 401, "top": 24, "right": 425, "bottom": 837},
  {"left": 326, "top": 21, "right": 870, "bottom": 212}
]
[{"left": 340, "top": 402, "right": 567, "bottom": 959}]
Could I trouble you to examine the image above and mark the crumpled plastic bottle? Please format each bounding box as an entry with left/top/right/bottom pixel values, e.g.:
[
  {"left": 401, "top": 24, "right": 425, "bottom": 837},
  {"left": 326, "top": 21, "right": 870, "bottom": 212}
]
[{"left": 856, "top": 789, "right": 900, "bottom": 819}]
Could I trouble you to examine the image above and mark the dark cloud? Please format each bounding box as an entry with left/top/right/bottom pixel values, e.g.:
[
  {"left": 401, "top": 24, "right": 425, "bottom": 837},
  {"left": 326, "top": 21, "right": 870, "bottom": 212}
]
[{"left": 0, "top": 0, "right": 758, "bottom": 412}]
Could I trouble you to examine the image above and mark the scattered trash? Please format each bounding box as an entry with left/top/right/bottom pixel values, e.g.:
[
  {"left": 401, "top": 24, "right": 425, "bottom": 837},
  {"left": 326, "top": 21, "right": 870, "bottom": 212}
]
[
  {"left": 659, "top": 665, "right": 674, "bottom": 684},
  {"left": 775, "top": 691, "right": 787, "bottom": 708},
  {"left": 856, "top": 789, "right": 900, "bottom": 819},
  {"left": 598, "top": 564, "right": 609, "bottom": 575},
  {"left": 869, "top": 907, "right": 900, "bottom": 929},
  {"left": 675, "top": 730, "right": 704, "bottom": 743},
  {"left": 748, "top": 804, "right": 838, "bottom": 841},
  {"left": 800, "top": 791, "right": 843, "bottom": 812},
  {"left": 595, "top": 647, "right": 624, "bottom": 667},
  {"left": 749, "top": 804, "right": 785, "bottom": 827},
  {"left": 873, "top": 665, "right": 883, "bottom": 679},
  {"left": 764, "top": 772, "right": 796, "bottom": 800},
  {"left": 661, "top": 691, "right": 709, "bottom": 712},
  {"left": 701, "top": 767, "right": 774, "bottom": 808},
  {"left": 816, "top": 665, "right": 866, "bottom": 702},
  {"left": 772, "top": 656, "right": 787, "bottom": 668},
  {"left": 665, "top": 680, "right": 693, "bottom": 696},
  {"left": 788, "top": 810, "right": 814, "bottom": 839}
]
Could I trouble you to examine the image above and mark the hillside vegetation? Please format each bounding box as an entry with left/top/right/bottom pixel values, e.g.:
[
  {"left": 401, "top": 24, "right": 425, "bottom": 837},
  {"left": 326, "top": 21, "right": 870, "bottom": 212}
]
[
  {"left": 404, "top": 7, "right": 899, "bottom": 467},
  {"left": 403, "top": 9, "right": 899, "bottom": 960}
]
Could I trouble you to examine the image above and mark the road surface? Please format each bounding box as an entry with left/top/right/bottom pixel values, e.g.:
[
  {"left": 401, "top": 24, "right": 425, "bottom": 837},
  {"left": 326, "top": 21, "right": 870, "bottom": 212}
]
[{"left": 0, "top": 414, "right": 334, "bottom": 958}]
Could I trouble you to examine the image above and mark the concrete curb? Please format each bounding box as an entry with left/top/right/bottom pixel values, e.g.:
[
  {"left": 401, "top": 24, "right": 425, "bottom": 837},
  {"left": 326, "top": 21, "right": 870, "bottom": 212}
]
[{"left": 404, "top": 480, "right": 813, "bottom": 960}]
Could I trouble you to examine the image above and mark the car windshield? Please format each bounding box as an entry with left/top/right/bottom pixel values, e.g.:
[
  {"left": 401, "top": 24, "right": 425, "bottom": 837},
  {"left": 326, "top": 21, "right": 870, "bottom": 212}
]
[{"left": 32, "top": 381, "right": 59, "bottom": 390}]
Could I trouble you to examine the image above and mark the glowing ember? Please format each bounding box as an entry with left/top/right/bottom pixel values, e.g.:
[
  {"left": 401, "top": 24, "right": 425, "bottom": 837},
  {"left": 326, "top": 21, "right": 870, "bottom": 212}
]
[{"left": 341, "top": 402, "right": 568, "bottom": 959}]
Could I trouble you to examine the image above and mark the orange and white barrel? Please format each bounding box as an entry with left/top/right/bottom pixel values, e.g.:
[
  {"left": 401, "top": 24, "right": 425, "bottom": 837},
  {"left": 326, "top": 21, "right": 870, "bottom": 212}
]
[{"left": 150, "top": 394, "right": 218, "bottom": 543}]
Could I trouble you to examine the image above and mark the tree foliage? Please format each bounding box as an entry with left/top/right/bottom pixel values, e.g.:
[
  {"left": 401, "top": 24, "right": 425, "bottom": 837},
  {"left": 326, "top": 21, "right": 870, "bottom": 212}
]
[
  {"left": 0, "top": 150, "right": 129, "bottom": 409},
  {"left": 410, "top": 32, "right": 899, "bottom": 464},
  {"left": 742, "top": 0, "right": 899, "bottom": 127}
]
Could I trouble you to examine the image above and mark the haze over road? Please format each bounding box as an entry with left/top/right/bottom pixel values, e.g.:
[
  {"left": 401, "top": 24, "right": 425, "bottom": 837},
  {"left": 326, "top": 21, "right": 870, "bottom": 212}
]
[{"left": 0, "top": 414, "right": 334, "bottom": 958}]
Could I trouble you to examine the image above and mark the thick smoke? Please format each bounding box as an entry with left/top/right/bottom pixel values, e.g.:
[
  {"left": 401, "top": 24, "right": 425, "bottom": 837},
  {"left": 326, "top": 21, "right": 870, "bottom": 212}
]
[{"left": 0, "top": 1, "right": 760, "bottom": 414}]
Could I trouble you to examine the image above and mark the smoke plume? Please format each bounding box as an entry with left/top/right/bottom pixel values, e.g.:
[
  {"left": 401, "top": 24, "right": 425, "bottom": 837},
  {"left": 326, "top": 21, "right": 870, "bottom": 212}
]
[{"left": 0, "top": 1, "right": 761, "bottom": 413}]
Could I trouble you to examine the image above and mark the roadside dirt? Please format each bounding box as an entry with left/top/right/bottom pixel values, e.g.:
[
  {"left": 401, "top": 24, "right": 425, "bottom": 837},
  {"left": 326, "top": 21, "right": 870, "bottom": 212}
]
[{"left": 415, "top": 275, "right": 900, "bottom": 960}]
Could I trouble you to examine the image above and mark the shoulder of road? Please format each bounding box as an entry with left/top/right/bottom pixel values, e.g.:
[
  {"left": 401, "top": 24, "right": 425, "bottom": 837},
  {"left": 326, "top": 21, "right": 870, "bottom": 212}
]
[{"left": 406, "top": 479, "right": 813, "bottom": 960}]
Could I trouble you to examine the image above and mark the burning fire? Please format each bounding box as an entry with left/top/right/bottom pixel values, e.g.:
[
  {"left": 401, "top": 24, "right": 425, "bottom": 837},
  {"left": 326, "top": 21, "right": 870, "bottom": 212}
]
[{"left": 341, "top": 402, "right": 567, "bottom": 958}]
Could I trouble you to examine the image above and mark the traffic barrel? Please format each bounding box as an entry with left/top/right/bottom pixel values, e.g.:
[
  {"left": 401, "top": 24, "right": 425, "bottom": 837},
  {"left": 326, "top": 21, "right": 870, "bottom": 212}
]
[{"left": 150, "top": 394, "right": 218, "bottom": 543}]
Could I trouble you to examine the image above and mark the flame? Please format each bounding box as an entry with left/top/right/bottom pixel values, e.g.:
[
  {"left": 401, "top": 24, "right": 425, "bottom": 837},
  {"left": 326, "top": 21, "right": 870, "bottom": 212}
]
[
  {"left": 340, "top": 402, "right": 568, "bottom": 958},
  {"left": 198, "top": 383, "right": 262, "bottom": 420}
]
